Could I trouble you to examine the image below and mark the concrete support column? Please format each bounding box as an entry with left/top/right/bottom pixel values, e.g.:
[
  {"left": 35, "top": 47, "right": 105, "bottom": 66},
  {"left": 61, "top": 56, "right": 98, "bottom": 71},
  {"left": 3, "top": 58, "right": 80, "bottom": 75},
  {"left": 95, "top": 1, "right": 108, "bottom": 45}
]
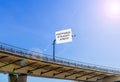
[
  {"left": 17, "top": 74, "right": 27, "bottom": 82},
  {"left": 8, "top": 74, "right": 17, "bottom": 82}
]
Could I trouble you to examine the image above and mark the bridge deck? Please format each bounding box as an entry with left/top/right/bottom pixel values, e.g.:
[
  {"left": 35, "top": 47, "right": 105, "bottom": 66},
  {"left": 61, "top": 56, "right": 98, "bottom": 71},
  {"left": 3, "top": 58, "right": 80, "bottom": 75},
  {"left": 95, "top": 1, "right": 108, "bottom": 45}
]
[{"left": 0, "top": 42, "right": 120, "bottom": 82}]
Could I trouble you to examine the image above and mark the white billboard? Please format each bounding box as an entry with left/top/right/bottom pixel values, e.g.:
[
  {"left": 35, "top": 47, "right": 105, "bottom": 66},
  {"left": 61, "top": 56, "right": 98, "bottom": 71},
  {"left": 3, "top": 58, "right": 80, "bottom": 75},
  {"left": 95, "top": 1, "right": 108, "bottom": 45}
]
[{"left": 55, "top": 29, "right": 72, "bottom": 44}]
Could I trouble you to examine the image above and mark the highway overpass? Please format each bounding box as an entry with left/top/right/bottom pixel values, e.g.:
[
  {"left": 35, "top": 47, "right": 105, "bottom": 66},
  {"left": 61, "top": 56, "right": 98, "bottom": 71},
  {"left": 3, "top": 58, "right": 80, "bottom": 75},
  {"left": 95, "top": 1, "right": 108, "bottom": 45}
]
[{"left": 0, "top": 42, "right": 120, "bottom": 82}]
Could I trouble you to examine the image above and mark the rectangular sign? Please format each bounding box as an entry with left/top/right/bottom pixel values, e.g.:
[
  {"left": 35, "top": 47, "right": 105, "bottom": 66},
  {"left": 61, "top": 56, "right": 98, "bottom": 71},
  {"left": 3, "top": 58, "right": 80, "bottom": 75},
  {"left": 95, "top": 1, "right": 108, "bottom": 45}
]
[{"left": 55, "top": 29, "right": 72, "bottom": 44}]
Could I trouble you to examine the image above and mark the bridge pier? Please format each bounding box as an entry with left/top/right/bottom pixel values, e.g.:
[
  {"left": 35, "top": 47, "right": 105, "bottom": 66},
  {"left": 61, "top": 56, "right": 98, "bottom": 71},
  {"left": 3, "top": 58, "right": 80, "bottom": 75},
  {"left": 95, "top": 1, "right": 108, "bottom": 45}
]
[
  {"left": 8, "top": 74, "right": 27, "bottom": 82},
  {"left": 17, "top": 74, "right": 27, "bottom": 82},
  {"left": 8, "top": 74, "right": 17, "bottom": 82}
]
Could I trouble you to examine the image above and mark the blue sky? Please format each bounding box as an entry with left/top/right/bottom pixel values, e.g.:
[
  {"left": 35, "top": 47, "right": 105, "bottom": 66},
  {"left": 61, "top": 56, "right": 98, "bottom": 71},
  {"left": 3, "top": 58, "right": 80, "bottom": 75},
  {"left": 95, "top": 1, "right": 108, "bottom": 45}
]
[{"left": 0, "top": 0, "right": 120, "bottom": 82}]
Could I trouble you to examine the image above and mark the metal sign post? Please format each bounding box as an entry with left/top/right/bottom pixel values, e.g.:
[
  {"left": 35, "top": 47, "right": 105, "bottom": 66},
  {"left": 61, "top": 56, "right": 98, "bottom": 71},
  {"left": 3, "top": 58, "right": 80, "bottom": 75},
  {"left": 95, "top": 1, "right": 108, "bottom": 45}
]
[
  {"left": 53, "top": 29, "right": 73, "bottom": 61},
  {"left": 53, "top": 39, "right": 56, "bottom": 61}
]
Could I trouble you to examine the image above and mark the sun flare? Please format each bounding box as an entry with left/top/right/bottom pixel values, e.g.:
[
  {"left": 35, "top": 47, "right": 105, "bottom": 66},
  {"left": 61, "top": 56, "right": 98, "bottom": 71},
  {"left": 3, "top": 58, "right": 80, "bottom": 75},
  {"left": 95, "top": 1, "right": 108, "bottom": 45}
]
[{"left": 104, "top": 1, "right": 120, "bottom": 18}]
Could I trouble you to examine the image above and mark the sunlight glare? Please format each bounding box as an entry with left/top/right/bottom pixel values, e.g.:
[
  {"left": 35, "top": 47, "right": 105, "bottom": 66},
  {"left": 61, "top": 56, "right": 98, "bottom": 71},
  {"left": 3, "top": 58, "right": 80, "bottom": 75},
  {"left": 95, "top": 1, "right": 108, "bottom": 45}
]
[{"left": 104, "top": 0, "right": 120, "bottom": 18}]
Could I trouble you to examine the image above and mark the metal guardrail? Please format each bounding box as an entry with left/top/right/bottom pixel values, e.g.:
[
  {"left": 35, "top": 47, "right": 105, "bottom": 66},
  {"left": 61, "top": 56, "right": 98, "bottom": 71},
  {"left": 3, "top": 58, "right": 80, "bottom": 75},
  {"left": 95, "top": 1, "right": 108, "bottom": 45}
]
[{"left": 0, "top": 42, "right": 120, "bottom": 74}]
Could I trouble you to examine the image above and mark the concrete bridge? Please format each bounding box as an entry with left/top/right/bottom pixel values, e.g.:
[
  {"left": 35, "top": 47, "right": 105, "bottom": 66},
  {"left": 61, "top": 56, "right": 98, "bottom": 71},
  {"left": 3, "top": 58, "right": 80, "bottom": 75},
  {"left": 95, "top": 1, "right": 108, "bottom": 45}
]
[{"left": 0, "top": 42, "right": 120, "bottom": 82}]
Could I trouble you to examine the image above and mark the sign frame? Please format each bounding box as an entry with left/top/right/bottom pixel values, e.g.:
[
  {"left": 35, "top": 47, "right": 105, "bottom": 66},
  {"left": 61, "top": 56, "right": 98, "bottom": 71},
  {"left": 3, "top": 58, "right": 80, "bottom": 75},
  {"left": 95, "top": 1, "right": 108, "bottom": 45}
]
[{"left": 55, "top": 29, "right": 72, "bottom": 44}]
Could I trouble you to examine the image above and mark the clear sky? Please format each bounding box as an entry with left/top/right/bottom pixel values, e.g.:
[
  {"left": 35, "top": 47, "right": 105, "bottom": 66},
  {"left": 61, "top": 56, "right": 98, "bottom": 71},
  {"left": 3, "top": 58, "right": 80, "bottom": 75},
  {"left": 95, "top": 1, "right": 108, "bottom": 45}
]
[{"left": 0, "top": 0, "right": 120, "bottom": 82}]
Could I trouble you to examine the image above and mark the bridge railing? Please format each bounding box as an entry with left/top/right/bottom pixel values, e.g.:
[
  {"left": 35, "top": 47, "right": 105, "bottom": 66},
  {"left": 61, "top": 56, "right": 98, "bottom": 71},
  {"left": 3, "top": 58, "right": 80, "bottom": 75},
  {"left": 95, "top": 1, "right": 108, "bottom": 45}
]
[{"left": 0, "top": 42, "right": 120, "bottom": 74}]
